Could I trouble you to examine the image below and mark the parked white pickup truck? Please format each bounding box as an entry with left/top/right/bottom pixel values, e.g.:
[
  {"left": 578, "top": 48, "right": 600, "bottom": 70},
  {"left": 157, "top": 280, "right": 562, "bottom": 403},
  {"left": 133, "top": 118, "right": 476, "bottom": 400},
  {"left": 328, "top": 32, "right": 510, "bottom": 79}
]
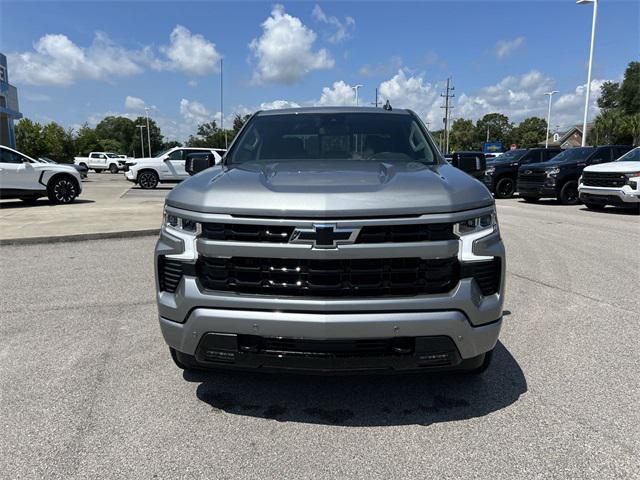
[
  {"left": 74, "top": 152, "right": 123, "bottom": 174},
  {"left": 124, "top": 147, "right": 225, "bottom": 189},
  {"left": 579, "top": 146, "right": 640, "bottom": 211}
]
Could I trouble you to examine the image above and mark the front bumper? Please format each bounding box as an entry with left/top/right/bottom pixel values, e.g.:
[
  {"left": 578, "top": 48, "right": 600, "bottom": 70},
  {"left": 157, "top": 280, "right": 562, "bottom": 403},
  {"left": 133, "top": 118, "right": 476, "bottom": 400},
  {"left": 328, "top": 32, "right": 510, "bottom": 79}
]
[
  {"left": 579, "top": 184, "right": 640, "bottom": 204},
  {"left": 155, "top": 206, "right": 506, "bottom": 372},
  {"left": 482, "top": 175, "right": 495, "bottom": 192},
  {"left": 125, "top": 169, "right": 136, "bottom": 182},
  {"left": 517, "top": 184, "right": 557, "bottom": 198}
]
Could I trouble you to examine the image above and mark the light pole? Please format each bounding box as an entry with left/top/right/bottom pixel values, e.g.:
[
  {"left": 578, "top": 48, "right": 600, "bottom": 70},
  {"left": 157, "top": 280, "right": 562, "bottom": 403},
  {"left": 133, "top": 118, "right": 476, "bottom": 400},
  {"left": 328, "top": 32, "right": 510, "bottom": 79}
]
[
  {"left": 544, "top": 90, "right": 559, "bottom": 148},
  {"left": 144, "top": 107, "right": 152, "bottom": 156},
  {"left": 136, "top": 125, "right": 145, "bottom": 158},
  {"left": 577, "top": 0, "right": 598, "bottom": 146},
  {"left": 352, "top": 84, "right": 363, "bottom": 106}
]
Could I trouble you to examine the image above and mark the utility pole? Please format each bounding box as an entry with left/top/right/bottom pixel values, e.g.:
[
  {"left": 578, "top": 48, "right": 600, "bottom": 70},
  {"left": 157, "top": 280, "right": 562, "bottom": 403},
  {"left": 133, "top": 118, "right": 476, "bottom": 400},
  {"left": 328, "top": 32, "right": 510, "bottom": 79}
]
[
  {"left": 544, "top": 90, "right": 559, "bottom": 148},
  {"left": 440, "top": 77, "right": 455, "bottom": 154},
  {"left": 370, "top": 87, "right": 379, "bottom": 107},
  {"left": 137, "top": 125, "right": 145, "bottom": 158},
  {"left": 221, "top": 58, "right": 227, "bottom": 149},
  {"left": 577, "top": 0, "right": 598, "bottom": 146},
  {"left": 144, "top": 107, "right": 152, "bottom": 157}
]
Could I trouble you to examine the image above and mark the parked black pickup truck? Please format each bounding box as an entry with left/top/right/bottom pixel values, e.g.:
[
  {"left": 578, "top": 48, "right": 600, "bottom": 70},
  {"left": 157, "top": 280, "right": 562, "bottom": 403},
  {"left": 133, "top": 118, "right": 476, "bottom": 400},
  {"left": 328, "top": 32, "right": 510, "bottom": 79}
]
[
  {"left": 517, "top": 145, "right": 633, "bottom": 204},
  {"left": 483, "top": 148, "right": 562, "bottom": 198}
]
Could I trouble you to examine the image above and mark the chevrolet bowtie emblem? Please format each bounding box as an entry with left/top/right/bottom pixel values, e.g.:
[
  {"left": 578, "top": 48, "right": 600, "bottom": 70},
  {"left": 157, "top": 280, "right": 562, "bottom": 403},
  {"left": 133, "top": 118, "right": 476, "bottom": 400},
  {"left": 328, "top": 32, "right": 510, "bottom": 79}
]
[{"left": 290, "top": 224, "right": 360, "bottom": 249}]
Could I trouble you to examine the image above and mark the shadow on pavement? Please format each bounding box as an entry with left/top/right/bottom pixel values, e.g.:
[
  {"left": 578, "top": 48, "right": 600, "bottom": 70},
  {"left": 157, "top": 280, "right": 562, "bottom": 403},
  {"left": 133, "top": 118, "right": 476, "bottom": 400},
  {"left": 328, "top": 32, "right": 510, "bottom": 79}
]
[
  {"left": 0, "top": 199, "right": 95, "bottom": 209},
  {"left": 185, "top": 341, "right": 526, "bottom": 427},
  {"left": 579, "top": 206, "right": 639, "bottom": 216}
]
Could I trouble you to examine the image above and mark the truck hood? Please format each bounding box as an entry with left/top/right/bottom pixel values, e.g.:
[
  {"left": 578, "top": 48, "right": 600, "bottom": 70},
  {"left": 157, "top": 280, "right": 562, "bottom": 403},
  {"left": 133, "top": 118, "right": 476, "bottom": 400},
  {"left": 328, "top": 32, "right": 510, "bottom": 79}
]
[
  {"left": 33, "top": 163, "right": 79, "bottom": 175},
  {"left": 583, "top": 161, "right": 640, "bottom": 173},
  {"left": 166, "top": 160, "right": 493, "bottom": 217}
]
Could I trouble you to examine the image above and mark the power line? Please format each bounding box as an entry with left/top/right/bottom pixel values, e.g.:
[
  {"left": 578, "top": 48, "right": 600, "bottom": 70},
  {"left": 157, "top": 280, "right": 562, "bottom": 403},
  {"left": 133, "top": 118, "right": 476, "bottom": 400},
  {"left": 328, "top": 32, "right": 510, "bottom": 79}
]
[{"left": 440, "top": 77, "right": 455, "bottom": 154}]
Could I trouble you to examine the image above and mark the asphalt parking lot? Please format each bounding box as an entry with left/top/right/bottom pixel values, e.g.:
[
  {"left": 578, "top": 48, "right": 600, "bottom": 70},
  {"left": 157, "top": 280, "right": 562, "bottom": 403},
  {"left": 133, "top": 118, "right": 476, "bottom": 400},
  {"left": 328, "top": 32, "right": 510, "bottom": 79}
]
[{"left": 1, "top": 199, "right": 638, "bottom": 479}]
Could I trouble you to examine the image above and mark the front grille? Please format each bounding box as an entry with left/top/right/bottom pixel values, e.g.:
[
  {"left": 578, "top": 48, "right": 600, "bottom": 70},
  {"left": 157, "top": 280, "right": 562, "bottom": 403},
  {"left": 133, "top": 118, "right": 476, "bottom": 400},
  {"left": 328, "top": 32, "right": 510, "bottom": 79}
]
[
  {"left": 582, "top": 171, "right": 627, "bottom": 188},
  {"left": 197, "top": 256, "right": 459, "bottom": 297},
  {"left": 158, "top": 257, "right": 184, "bottom": 293},
  {"left": 240, "top": 336, "right": 414, "bottom": 358},
  {"left": 201, "top": 222, "right": 455, "bottom": 244},
  {"left": 461, "top": 258, "right": 501, "bottom": 296},
  {"left": 517, "top": 171, "right": 547, "bottom": 188}
]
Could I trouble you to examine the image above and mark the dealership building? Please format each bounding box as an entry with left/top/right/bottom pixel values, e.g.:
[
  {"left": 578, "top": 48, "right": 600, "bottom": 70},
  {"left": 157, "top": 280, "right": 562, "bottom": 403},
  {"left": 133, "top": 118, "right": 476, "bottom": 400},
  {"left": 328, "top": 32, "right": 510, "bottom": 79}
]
[{"left": 0, "top": 53, "right": 23, "bottom": 148}]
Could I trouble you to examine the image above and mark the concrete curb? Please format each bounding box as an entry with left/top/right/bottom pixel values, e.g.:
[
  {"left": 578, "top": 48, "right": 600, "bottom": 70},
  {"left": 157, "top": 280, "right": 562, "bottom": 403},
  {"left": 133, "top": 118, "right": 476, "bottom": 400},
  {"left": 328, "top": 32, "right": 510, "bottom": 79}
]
[{"left": 0, "top": 228, "right": 160, "bottom": 246}]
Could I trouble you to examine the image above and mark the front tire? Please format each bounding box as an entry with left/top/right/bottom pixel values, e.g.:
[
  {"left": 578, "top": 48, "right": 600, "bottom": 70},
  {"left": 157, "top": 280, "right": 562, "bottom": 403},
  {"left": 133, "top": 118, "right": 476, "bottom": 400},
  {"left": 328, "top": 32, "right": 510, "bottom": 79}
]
[
  {"left": 558, "top": 180, "right": 579, "bottom": 205},
  {"left": 109, "top": 164, "right": 119, "bottom": 174},
  {"left": 466, "top": 349, "right": 494, "bottom": 375},
  {"left": 138, "top": 170, "right": 159, "bottom": 189},
  {"left": 47, "top": 176, "right": 78, "bottom": 204},
  {"left": 494, "top": 177, "right": 515, "bottom": 199}
]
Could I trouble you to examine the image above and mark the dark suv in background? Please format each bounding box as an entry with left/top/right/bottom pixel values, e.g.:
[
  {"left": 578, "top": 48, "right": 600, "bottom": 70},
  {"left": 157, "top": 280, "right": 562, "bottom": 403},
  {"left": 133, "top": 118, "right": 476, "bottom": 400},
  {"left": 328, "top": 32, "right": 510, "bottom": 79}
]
[
  {"left": 483, "top": 148, "right": 562, "bottom": 198},
  {"left": 517, "top": 145, "right": 633, "bottom": 204}
]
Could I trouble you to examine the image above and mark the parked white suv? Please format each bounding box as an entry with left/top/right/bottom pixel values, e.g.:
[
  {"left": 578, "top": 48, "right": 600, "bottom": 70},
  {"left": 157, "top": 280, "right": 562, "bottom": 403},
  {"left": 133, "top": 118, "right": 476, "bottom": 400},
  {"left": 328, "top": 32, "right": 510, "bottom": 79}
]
[
  {"left": 125, "top": 147, "right": 225, "bottom": 189},
  {"left": 579, "top": 146, "right": 640, "bottom": 211},
  {"left": 0, "top": 145, "right": 83, "bottom": 204},
  {"left": 74, "top": 152, "right": 122, "bottom": 174}
]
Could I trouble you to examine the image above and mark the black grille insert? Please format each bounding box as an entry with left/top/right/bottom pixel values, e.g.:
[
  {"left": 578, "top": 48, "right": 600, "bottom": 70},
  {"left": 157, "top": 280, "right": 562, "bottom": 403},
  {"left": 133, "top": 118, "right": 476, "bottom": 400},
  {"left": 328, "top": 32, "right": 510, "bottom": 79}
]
[
  {"left": 197, "top": 256, "right": 459, "bottom": 297},
  {"left": 581, "top": 171, "right": 627, "bottom": 188},
  {"left": 461, "top": 258, "right": 501, "bottom": 296},
  {"left": 158, "top": 257, "right": 184, "bottom": 293},
  {"left": 201, "top": 222, "right": 455, "bottom": 244}
]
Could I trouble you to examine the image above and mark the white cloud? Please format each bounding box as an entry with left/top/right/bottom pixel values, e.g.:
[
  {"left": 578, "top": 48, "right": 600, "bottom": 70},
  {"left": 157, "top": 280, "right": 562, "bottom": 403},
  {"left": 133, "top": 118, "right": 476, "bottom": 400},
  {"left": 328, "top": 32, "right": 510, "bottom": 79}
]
[
  {"left": 259, "top": 100, "right": 301, "bottom": 110},
  {"left": 153, "top": 25, "right": 221, "bottom": 75},
  {"left": 312, "top": 4, "right": 355, "bottom": 43},
  {"left": 8, "top": 26, "right": 221, "bottom": 86},
  {"left": 124, "top": 95, "right": 147, "bottom": 111},
  {"left": 249, "top": 4, "right": 334, "bottom": 84},
  {"left": 8, "top": 32, "right": 144, "bottom": 86},
  {"left": 317, "top": 81, "right": 356, "bottom": 106},
  {"left": 180, "top": 98, "right": 213, "bottom": 125},
  {"left": 493, "top": 37, "right": 525, "bottom": 59},
  {"left": 378, "top": 70, "right": 441, "bottom": 125},
  {"left": 552, "top": 79, "right": 605, "bottom": 128}
]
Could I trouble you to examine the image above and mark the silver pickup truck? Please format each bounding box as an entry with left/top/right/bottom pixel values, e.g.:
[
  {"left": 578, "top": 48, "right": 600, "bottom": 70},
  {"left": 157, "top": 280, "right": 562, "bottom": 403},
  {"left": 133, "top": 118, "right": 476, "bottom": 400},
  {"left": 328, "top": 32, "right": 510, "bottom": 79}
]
[{"left": 155, "top": 107, "right": 505, "bottom": 375}]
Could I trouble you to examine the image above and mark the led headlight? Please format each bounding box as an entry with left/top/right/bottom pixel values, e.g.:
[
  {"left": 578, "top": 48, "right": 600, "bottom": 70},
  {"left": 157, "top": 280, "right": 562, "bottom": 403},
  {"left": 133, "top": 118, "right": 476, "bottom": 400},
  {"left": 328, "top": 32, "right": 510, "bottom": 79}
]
[
  {"left": 546, "top": 167, "right": 560, "bottom": 176},
  {"left": 625, "top": 172, "right": 640, "bottom": 185},
  {"left": 163, "top": 209, "right": 201, "bottom": 260},
  {"left": 485, "top": 166, "right": 495, "bottom": 175},
  {"left": 454, "top": 210, "right": 498, "bottom": 262}
]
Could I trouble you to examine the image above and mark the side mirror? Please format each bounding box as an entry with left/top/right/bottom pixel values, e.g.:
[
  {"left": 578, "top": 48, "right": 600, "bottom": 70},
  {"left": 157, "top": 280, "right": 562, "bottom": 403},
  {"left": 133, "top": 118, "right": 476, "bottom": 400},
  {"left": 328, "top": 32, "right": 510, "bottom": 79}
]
[
  {"left": 451, "top": 153, "right": 486, "bottom": 179},
  {"left": 185, "top": 153, "right": 216, "bottom": 176}
]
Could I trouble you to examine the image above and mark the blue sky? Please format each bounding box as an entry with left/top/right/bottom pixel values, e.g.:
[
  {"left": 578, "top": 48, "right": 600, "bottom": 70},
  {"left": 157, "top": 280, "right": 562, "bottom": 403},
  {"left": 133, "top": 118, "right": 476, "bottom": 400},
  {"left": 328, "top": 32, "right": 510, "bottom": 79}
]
[{"left": 1, "top": 0, "right": 638, "bottom": 140}]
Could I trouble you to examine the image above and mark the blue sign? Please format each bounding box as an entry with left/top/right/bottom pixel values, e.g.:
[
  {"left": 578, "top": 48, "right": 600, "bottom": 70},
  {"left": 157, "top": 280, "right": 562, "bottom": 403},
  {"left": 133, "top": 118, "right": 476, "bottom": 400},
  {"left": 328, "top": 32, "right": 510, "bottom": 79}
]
[{"left": 483, "top": 142, "right": 503, "bottom": 153}]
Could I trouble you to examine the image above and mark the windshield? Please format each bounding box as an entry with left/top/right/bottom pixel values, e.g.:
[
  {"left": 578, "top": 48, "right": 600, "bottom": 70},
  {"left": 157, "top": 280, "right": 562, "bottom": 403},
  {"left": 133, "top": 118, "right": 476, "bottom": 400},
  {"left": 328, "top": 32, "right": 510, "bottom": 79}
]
[
  {"left": 490, "top": 149, "right": 526, "bottom": 162},
  {"left": 545, "top": 147, "right": 595, "bottom": 163},
  {"left": 153, "top": 148, "right": 171, "bottom": 158},
  {"left": 106, "top": 153, "right": 119, "bottom": 158},
  {"left": 228, "top": 113, "right": 438, "bottom": 165},
  {"left": 616, "top": 147, "right": 640, "bottom": 162},
  {"left": 37, "top": 157, "right": 55, "bottom": 163}
]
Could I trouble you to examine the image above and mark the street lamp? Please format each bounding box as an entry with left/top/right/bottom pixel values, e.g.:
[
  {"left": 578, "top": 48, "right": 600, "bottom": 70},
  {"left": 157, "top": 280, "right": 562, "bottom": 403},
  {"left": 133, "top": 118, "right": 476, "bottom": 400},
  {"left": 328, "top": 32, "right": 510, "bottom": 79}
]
[
  {"left": 577, "top": 0, "right": 598, "bottom": 146},
  {"left": 352, "top": 84, "right": 363, "bottom": 106},
  {"left": 144, "top": 107, "right": 152, "bottom": 156},
  {"left": 137, "top": 125, "right": 145, "bottom": 158},
  {"left": 544, "top": 90, "right": 559, "bottom": 148}
]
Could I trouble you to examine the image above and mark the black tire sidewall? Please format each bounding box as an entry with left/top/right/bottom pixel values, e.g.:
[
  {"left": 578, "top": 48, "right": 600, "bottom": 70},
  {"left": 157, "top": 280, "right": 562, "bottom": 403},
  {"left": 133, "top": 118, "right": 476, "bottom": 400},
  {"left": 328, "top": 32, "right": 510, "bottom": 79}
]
[
  {"left": 495, "top": 177, "right": 515, "bottom": 199},
  {"left": 109, "top": 164, "right": 119, "bottom": 174},
  {"left": 47, "top": 176, "right": 78, "bottom": 204},
  {"left": 559, "top": 181, "right": 579, "bottom": 205}
]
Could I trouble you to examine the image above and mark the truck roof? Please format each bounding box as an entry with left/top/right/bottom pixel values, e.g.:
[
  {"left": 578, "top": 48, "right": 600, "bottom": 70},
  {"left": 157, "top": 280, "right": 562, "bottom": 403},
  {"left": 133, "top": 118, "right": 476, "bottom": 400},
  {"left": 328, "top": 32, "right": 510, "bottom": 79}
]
[{"left": 255, "top": 106, "right": 411, "bottom": 116}]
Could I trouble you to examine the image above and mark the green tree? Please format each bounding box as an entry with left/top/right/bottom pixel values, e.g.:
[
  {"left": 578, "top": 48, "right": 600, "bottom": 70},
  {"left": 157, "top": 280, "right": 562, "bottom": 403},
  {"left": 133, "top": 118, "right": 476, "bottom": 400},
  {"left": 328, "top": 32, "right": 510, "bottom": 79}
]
[
  {"left": 618, "top": 61, "right": 640, "bottom": 115},
  {"left": 449, "top": 118, "right": 475, "bottom": 151},
  {"left": 475, "top": 113, "right": 513, "bottom": 149},
  {"left": 131, "top": 116, "right": 163, "bottom": 156},
  {"left": 41, "top": 122, "right": 74, "bottom": 162},
  {"left": 621, "top": 113, "right": 640, "bottom": 146},
  {"left": 513, "top": 117, "right": 547, "bottom": 148},
  {"left": 75, "top": 123, "right": 101, "bottom": 155},
  {"left": 592, "top": 109, "right": 624, "bottom": 145},
  {"left": 15, "top": 119, "right": 45, "bottom": 158},
  {"left": 95, "top": 116, "right": 136, "bottom": 153},
  {"left": 186, "top": 121, "right": 218, "bottom": 147},
  {"left": 161, "top": 140, "right": 182, "bottom": 150},
  {"left": 597, "top": 81, "right": 620, "bottom": 110}
]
